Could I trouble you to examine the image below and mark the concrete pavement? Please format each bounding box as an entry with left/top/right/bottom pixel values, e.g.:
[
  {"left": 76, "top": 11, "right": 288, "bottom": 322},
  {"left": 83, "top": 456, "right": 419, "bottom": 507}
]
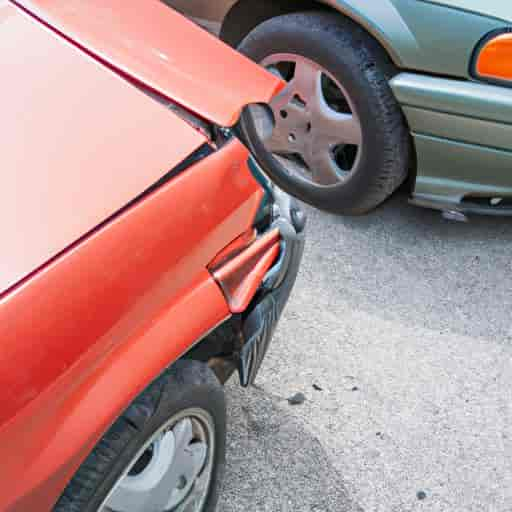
[{"left": 218, "top": 193, "right": 512, "bottom": 511}]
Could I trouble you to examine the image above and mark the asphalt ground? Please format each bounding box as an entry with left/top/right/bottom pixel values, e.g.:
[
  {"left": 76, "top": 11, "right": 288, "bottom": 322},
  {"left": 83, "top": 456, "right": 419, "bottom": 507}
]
[{"left": 218, "top": 193, "right": 512, "bottom": 511}]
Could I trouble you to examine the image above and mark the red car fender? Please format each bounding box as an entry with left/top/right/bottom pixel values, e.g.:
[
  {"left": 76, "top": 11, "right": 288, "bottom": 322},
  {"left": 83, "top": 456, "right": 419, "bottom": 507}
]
[
  {"left": 0, "top": 2, "right": 207, "bottom": 294},
  {"left": 211, "top": 228, "right": 281, "bottom": 313},
  {"left": 0, "top": 140, "right": 265, "bottom": 512},
  {"left": 2, "top": 273, "right": 228, "bottom": 512},
  {"left": 12, "top": 0, "right": 285, "bottom": 126}
]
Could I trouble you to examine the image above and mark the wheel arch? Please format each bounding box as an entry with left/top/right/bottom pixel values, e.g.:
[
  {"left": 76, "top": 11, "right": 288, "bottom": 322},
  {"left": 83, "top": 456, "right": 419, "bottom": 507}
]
[
  {"left": 0, "top": 272, "right": 230, "bottom": 512},
  {"left": 219, "top": 0, "right": 420, "bottom": 69}
]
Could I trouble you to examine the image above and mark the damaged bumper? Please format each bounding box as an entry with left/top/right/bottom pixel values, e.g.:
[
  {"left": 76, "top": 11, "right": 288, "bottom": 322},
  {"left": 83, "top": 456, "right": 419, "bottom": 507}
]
[
  {"left": 208, "top": 181, "right": 305, "bottom": 387},
  {"left": 238, "top": 187, "right": 305, "bottom": 387}
]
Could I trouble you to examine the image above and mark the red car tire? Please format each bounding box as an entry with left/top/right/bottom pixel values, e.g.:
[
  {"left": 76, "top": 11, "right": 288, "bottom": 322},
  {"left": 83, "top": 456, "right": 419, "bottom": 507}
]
[{"left": 54, "top": 360, "right": 226, "bottom": 512}]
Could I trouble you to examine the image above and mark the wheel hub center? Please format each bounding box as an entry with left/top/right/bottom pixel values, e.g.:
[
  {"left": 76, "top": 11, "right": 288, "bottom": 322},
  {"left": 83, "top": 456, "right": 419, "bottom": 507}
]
[{"left": 270, "top": 99, "right": 314, "bottom": 153}]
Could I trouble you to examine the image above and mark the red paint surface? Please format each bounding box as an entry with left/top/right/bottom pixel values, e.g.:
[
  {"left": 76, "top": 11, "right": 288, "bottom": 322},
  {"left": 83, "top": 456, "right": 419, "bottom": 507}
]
[
  {"left": 0, "top": 138, "right": 264, "bottom": 511},
  {"left": 0, "top": 2, "right": 206, "bottom": 293},
  {"left": 0, "top": 3, "right": 283, "bottom": 510},
  {"left": 14, "top": 0, "right": 285, "bottom": 126},
  {"left": 212, "top": 229, "right": 281, "bottom": 313},
  {"left": 208, "top": 228, "right": 258, "bottom": 270}
]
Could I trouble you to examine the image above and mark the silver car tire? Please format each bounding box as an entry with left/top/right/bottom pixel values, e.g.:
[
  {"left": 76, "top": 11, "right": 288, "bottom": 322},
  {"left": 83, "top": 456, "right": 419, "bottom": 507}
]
[{"left": 239, "top": 11, "right": 410, "bottom": 215}]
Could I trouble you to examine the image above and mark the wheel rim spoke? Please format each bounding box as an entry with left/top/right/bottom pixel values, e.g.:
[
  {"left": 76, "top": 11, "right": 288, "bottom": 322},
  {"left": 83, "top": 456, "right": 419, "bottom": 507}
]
[
  {"left": 103, "top": 429, "right": 178, "bottom": 512},
  {"left": 291, "top": 58, "right": 322, "bottom": 101},
  {"left": 101, "top": 414, "right": 211, "bottom": 512},
  {"left": 302, "top": 148, "right": 344, "bottom": 185},
  {"left": 264, "top": 126, "right": 296, "bottom": 154},
  {"left": 314, "top": 107, "right": 362, "bottom": 146}
]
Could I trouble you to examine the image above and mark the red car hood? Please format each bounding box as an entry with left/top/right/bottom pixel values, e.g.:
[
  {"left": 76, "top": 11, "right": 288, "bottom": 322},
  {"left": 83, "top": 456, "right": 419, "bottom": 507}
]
[
  {"left": 1, "top": 1, "right": 279, "bottom": 295},
  {"left": 13, "top": 0, "right": 284, "bottom": 126}
]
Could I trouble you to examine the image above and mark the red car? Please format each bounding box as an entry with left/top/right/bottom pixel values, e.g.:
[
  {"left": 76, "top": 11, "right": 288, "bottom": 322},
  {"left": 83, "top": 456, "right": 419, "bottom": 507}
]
[{"left": 0, "top": 1, "right": 304, "bottom": 511}]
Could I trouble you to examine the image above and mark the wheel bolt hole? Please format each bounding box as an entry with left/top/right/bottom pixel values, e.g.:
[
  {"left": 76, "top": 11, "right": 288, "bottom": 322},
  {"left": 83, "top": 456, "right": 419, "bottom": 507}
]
[
  {"left": 306, "top": 122, "right": 312, "bottom": 133},
  {"left": 280, "top": 110, "right": 288, "bottom": 119},
  {"left": 291, "top": 94, "right": 307, "bottom": 109},
  {"left": 288, "top": 133, "right": 296, "bottom": 143}
]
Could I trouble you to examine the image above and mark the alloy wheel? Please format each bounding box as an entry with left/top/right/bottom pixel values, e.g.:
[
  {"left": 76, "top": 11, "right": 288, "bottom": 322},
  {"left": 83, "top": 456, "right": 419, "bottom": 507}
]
[{"left": 249, "top": 53, "right": 362, "bottom": 187}]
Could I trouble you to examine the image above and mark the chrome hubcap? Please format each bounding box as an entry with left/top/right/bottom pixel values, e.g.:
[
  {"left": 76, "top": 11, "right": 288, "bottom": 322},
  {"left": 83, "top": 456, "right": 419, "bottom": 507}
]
[
  {"left": 100, "top": 409, "right": 214, "bottom": 512},
  {"left": 251, "top": 53, "right": 362, "bottom": 186}
]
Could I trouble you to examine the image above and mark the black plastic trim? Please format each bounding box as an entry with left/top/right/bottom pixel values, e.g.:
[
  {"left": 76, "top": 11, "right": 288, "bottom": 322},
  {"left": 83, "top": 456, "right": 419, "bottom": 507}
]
[
  {"left": 410, "top": 196, "right": 512, "bottom": 217},
  {"left": 238, "top": 202, "right": 305, "bottom": 387}
]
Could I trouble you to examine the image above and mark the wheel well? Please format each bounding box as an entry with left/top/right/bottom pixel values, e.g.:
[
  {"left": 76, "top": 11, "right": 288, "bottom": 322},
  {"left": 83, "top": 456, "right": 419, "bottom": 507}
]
[
  {"left": 181, "top": 317, "right": 241, "bottom": 383},
  {"left": 220, "top": 0, "right": 327, "bottom": 47},
  {"left": 220, "top": 0, "right": 395, "bottom": 61}
]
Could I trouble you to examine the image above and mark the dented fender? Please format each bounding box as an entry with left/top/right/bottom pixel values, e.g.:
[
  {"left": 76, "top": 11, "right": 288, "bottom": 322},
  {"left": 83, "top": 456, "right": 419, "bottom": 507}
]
[{"left": 13, "top": 0, "right": 285, "bottom": 126}]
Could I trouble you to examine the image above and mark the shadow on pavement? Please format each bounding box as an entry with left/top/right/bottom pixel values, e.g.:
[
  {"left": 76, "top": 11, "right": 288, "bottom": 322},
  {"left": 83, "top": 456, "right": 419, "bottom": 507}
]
[
  {"left": 326, "top": 190, "right": 512, "bottom": 242},
  {"left": 219, "top": 382, "right": 364, "bottom": 512}
]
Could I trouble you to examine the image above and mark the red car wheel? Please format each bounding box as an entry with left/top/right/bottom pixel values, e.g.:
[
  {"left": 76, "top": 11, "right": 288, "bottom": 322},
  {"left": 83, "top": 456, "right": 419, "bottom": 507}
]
[{"left": 54, "top": 361, "right": 226, "bottom": 512}]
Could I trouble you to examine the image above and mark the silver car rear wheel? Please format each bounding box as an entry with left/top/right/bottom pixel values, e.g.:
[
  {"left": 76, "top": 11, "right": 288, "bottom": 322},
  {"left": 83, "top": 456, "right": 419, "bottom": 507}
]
[{"left": 238, "top": 11, "right": 410, "bottom": 214}]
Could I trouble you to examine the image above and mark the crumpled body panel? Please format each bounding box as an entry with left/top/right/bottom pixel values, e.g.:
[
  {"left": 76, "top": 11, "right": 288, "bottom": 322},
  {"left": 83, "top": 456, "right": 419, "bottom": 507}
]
[{"left": 14, "top": 0, "right": 284, "bottom": 126}]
